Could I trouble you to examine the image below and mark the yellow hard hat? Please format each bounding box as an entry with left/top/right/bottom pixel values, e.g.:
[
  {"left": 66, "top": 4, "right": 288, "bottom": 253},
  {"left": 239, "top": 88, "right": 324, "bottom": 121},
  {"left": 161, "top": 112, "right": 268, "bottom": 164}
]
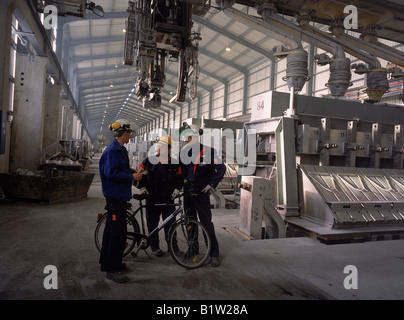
[{"left": 156, "top": 136, "right": 172, "bottom": 147}]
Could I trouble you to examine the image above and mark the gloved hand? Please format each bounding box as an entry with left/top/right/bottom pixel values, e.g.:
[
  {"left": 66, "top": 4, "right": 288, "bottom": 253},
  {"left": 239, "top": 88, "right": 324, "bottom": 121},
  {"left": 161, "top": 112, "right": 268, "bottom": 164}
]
[
  {"left": 171, "top": 188, "right": 180, "bottom": 199},
  {"left": 201, "top": 185, "right": 212, "bottom": 193},
  {"left": 140, "top": 187, "right": 149, "bottom": 196}
]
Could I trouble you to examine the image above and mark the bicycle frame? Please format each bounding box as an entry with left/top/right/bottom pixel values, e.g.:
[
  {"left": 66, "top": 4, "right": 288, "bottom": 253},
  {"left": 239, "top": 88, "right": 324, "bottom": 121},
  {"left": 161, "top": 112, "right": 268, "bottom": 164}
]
[
  {"left": 95, "top": 189, "right": 212, "bottom": 269},
  {"left": 144, "top": 205, "right": 181, "bottom": 238},
  {"left": 96, "top": 190, "right": 196, "bottom": 255},
  {"left": 127, "top": 201, "right": 182, "bottom": 252}
]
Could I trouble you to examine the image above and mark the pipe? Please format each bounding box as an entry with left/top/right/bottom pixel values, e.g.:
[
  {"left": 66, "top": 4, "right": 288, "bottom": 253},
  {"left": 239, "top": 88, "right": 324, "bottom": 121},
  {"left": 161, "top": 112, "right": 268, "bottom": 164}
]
[
  {"left": 296, "top": 9, "right": 345, "bottom": 59},
  {"left": 256, "top": 4, "right": 311, "bottom": 93},
  {"left": 330, "top": 24, "right": 399, "bottom": 69},
  {"left": 257, "top": 2, "right": 388, "bottom": 100},
  {"left": 262, "top": 5, "right": 380, "bottom": 69},
  {"left": 296, "top": 9, "right": 352, "bottom": 97},
  {"left": 218, "top": 0, "right": 301, "bottom": 50},
  {"left": 329, "top": 24, "right": 390, "bottom": 101},
  {"left": 360, "top": 28, "right": 404, "bottom": 68},
  {"left": 217, "top": 0, "right": 309, "bottom": 92},
  {"left": 254, "top": 3, "right": 354, "bottom": 97},
  {"left": 254, "top": 2, "right": 386, "bottom": 100}
]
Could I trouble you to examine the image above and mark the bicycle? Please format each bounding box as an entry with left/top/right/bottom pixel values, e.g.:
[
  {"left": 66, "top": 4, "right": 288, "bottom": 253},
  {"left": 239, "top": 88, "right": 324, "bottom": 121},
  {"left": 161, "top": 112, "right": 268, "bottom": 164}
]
[{"left": 94, "top": 191, "right": 212, "bottom": 269}]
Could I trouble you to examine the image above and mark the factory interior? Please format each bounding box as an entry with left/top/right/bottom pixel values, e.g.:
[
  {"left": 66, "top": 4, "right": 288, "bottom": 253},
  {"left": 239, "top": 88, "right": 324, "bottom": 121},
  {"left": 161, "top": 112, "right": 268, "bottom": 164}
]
[{"left": 1, "top": 0, "right": 404, "bottom": 302}]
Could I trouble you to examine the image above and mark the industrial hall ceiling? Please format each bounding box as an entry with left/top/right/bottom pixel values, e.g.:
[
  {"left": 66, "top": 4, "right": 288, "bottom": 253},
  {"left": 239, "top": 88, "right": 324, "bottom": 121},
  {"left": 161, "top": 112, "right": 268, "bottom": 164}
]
[{"left": 22, "top": 0, "right": 404, "bottom": 141}]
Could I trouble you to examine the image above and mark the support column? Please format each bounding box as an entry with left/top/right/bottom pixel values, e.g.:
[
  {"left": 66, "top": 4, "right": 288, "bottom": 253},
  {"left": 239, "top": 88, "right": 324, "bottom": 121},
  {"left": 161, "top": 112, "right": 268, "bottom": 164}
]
[
  {"left": 0, "top": 0, "right": 14, "bottom": 173},
  {"left": 10, "top": 53, "right": 48, "bottom": 172},
  {"left": 42, "top": 83, "right": 62, "bottom": 150},
  {"left": 66, "top": 105, "right": 74, "bottom": 140},
  {"left": 275, "top": 117, "right": 300, "bottom": 216}
]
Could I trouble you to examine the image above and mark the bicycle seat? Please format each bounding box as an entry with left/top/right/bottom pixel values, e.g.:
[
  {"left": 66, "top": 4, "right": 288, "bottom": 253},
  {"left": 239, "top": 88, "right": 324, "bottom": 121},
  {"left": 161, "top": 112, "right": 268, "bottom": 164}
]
[{"left": 133, "top": 193, "right": 149, "bottom": 201}]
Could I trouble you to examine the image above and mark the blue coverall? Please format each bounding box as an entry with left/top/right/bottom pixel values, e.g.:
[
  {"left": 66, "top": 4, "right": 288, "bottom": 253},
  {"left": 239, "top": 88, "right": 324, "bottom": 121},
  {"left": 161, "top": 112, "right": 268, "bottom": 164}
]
[{"left": 99, "top": 139, "right": 133, "bottom": 272}]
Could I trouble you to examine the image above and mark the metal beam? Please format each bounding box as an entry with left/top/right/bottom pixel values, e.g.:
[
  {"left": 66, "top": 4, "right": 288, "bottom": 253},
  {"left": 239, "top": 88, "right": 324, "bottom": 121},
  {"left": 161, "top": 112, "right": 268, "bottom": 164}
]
[
  {"left": 199, "top": 47, "right": 247, "bottom": 74},
  {"left": 193, "top": 15, "right": 274, "bottom": 61}
]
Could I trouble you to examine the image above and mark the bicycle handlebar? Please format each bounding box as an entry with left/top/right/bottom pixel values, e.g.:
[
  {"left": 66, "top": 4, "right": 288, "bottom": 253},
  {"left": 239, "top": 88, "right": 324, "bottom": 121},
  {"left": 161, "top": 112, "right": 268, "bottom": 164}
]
[
  {"left": 132, "top": 193, "right": 149, "bottom": 201},
  {"left": 173, "top": 189, "right": 199, "bottom": 199}
]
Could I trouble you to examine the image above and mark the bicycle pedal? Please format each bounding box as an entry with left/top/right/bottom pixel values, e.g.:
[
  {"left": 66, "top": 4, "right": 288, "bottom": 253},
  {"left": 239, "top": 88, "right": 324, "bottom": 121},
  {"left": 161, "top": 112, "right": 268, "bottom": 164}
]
[{"left": 130, "top": 252, "right": 137, "bottom": 258}]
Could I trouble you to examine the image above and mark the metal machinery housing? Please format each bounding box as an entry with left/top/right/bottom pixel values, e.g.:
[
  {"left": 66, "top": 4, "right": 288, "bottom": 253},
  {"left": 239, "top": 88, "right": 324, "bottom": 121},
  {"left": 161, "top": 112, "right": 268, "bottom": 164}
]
[{"left": 240, "top": 91, "right": 404, "bottom": 242}]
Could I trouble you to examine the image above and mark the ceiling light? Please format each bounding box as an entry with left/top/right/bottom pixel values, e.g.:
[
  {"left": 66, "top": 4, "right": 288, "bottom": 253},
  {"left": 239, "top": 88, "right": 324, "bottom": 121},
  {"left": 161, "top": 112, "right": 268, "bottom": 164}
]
[
  {"left": 87, "top": 2, "right": 104, "bottom": 17},
  {"left": 225, "top": 37, "right": 231, "bottom": 52},
  {"left": 169, "top": 94, "right": 177, "bottom": 103}
]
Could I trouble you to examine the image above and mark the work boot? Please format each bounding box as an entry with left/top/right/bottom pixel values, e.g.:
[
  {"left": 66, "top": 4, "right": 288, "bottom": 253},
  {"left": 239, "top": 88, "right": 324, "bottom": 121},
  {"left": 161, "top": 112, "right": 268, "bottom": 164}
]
[
  {"left": 153, "top": 249, "right": 165, "bottom": 257},
  {"left": 174, "top": 250, "right": 186, "bottom": 259},
  {"left": 211, "top": 257, "right": 220, "bottom": 267},
  {"left": 106, "top": 272, "right": 129, "bottom": 283},
  {"left": 100, "top": 263, "right": 126, "bottom": 272}
]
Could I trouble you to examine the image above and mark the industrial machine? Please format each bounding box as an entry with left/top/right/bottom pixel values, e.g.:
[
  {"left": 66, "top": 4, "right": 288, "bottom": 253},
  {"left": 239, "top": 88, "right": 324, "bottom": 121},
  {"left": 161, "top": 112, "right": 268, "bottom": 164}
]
[
  {"left": 123, "top": 0, "right": 206, "bottom": 107},
  {"left": 239, "top": 90, "right": 404, "bottom": 242},
  {"left": 0, "top": 137, "right": 95, "bottom": 203}
]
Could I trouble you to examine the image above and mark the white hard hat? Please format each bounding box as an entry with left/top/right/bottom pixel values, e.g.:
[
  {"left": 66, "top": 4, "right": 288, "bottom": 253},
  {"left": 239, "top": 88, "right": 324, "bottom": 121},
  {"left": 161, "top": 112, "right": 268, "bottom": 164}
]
[
  {"left": 180, "top": 123, "right": 202, "bottom": 137},
  {"left": 109, "top": 119, "right": 134, "bottom": 132},
  {"left": 188, "top": 124, "right": 201, "bottom": 136}
]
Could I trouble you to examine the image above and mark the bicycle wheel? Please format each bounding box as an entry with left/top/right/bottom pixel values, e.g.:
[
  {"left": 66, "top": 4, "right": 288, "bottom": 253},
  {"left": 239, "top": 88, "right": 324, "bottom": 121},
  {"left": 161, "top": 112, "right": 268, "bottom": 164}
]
[
  {"left": 168, "top": 218, "right": 211, "bottom": 269},
  {"left": 94, "top": 212, "right": 140, "bottom": 257}
]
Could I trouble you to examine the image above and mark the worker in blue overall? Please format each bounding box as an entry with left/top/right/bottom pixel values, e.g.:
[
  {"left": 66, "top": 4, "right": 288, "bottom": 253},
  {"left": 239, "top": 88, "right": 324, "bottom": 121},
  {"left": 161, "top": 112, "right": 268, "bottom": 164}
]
[
  {"left": 179, "top": 123, "right": 226, "bottom": 267},
  {"left": 99, "top": 119, "right": 142, "bottom": 283},
  {"left": 136, "top": 136, "right": 182, "bottom": 256}
]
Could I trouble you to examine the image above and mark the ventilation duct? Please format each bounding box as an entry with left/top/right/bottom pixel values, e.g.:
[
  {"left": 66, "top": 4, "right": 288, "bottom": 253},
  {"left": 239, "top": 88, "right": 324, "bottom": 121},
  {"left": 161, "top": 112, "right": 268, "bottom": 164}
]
[
  {"left": 244, "top": 2, "right": 352, "bottom": 97},
  {"left": 330, "top": 23, "right": 389, "bottom": 102},
  {"left": 332, "top": 24, "right": 404, "bottom": 69},
  {"left": 217, "top": 0, "right": 309, "bottom": 93},
  {"left": 294, "top": 9, "right": 350, "bottom": 97},
  {"left": 273, "top": 5, "right": 387, "bottom": 101},
  {"left": 257, "top": 4, "right": 309, "bottom": 93},
  {"left": 251, "top": 1, "right": 391, "bottom": 101}
]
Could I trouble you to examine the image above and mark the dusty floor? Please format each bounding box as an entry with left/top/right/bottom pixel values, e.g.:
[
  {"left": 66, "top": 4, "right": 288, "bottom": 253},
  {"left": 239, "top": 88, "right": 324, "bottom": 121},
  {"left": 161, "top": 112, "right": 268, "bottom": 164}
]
[{"left": 1, "top": 155, "right": 403, "bottom": 303}]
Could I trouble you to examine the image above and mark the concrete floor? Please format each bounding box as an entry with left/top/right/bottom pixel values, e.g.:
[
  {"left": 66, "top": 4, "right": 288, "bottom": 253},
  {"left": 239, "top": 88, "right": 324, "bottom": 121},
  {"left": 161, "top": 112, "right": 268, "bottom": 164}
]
[{"left": 1, "top": 155, "right": 404, "bottom": 301}]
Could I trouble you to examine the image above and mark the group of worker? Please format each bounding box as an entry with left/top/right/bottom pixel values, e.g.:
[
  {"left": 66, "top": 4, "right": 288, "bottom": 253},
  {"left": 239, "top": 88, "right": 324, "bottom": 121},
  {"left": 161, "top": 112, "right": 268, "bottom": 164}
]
[{"left": 98, "top": 119, "right": 226, "bottom": 283}]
